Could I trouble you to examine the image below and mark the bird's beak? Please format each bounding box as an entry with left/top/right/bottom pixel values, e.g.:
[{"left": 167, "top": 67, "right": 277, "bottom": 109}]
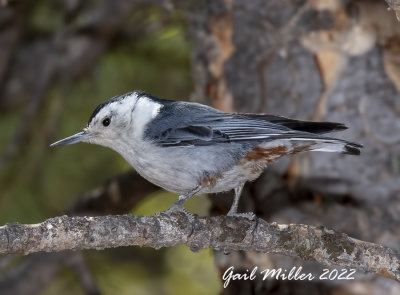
[{"left": 50, "top": 130, "right": 92, "bottom": 147}]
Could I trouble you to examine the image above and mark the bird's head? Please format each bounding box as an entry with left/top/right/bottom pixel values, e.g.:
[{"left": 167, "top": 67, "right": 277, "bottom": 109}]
[{"left": 50, "top": 91, "right": 160, "bottom": 149}]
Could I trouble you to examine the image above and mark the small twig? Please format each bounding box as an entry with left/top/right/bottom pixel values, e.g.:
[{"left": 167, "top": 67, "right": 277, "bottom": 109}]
[{"left": 0, "top": 214, "right": 398, "bottom": 282}]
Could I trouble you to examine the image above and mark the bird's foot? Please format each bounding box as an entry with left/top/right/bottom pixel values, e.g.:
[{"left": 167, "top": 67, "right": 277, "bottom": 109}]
[
  {"left": 162, "top": 204, "right": 195, "bottom": 222},
  {"left": 227, "top": 212, "right": 256, "bottom": 221}
]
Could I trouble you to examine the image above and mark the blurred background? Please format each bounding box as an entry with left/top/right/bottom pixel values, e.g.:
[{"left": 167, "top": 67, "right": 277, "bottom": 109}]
[{"left": 0, "top": 0, "right": 399, "bottom": 294}]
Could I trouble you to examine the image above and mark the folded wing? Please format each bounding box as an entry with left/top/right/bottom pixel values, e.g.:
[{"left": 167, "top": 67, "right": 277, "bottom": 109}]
[{"left": 146, "top": 110, "right": 360, "bottom": 155}]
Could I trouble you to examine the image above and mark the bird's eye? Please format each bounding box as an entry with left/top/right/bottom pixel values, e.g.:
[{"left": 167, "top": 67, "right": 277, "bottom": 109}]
[{"left": 102, "top": 117, "right": 111, "bottom": 127}]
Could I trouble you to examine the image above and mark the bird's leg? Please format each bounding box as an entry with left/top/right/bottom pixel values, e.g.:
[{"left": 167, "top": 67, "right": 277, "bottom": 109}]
[
  {"left": 227, "top": 184, "right": 255, "bottom": 220},
  {"left": 163, "top": 186, "right": 201, "bottom": 217},
  {"left": 227, "top": 185, "right": 244, "bottom": 216}
]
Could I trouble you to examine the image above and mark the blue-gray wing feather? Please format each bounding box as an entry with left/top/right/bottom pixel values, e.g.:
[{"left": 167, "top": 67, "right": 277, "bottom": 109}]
[{"left": 144, "top": 101, "right": 351, "bottom": 147}]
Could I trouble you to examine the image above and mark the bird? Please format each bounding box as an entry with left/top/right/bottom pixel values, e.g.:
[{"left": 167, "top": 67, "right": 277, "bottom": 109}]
[{"left": 51, "top": 90, "right": 362, "bottom": 219}]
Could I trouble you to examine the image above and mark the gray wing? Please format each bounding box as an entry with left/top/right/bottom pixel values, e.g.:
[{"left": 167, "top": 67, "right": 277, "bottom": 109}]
[
  {"left": 143, "top": 100, "right": 354, "bottom": 147},
  {"left": 143, "top": 101, "right": 361, "bottom": 155},
  {"left": 149, "top": 116, "right": 289, "bottom": 146},
  {"left": 145, "top": 106, "right": 348, "bottom": 147}
]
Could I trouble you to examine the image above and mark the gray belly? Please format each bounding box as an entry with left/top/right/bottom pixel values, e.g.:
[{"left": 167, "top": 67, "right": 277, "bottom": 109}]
[{"left": 126, "top": 142, "right": 253, "bottom": 195}]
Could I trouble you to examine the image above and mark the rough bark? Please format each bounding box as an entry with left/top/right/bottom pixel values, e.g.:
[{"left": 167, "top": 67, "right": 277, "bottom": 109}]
[
  {"left": 0, "top": 0, "right": 399, "bottom": 294},
  {"left": 1, "top": 213, "right": 399, "bottom": 282},
  {"left": 187, "top": 0, "right": 400, "bottom": 293}
]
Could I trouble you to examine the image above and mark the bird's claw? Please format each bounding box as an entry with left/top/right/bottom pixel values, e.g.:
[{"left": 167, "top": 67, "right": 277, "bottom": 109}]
[
  {"left": 162, "top": 204, "right": 195, "bottom": 222},
  {"left": 227, "top": 212, "right": 256, "bottom": 221}
]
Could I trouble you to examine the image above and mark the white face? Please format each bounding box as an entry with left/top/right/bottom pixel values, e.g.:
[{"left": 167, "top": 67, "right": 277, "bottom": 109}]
[
  {"left": 50, "top": 92, "right": 163, "bottom": 149},
  {"left": 85, "top": 101, "right": 132, "bottom": 147}
]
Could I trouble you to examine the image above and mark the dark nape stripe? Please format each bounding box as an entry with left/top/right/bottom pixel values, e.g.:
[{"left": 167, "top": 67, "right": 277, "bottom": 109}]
[{"left": 87, "top": 90, "right": 172, "bottom": 126}]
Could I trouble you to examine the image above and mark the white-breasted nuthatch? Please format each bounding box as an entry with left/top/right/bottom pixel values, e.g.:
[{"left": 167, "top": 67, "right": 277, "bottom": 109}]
[{"left": 51, "top": 91, "right": 362, "bottom": 219}]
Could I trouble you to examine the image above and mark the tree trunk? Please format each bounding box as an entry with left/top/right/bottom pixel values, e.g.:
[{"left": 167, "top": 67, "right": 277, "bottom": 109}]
[{"left": 187, "top": 0, "right": 400, "bottom": 293}]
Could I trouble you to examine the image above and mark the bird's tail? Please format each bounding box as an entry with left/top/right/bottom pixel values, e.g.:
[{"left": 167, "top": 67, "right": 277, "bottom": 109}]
[
  {"left": 309, "top": 139, "right": 362, "bottom": 155},
  {"left": 285, "top": 136, "right": 362, "bottom": 156},
  {"left": 260, "top": 116, "right": 363, "bottom": 155},
  {"left": 239, "top": 114, "right": 363, "bottom": 155},
  {"left": 252, "top": 114, "right": 349, "bottom": 133}
]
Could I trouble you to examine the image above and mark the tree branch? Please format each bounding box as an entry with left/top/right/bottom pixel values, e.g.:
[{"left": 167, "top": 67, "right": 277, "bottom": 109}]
[
  {"left": 0, "top": 171, "right": 158, "bottom": 295},
  {"left": 1, "top": 214, "right": 399, "bottom": 282}
]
